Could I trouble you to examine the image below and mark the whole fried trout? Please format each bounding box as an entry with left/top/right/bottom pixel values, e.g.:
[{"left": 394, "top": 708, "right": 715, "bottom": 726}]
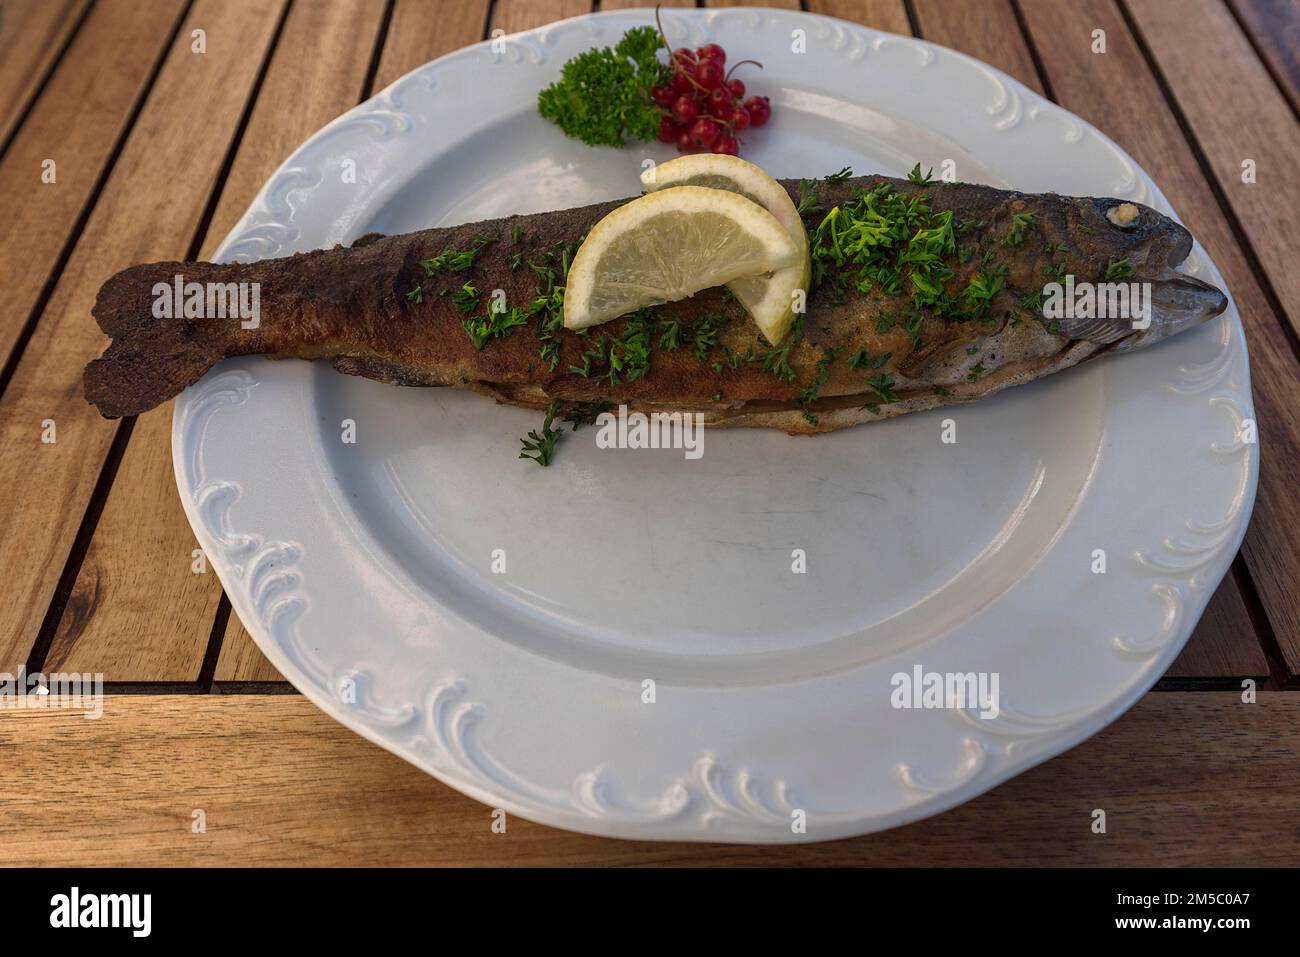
[{"left": 83, "top": 174, "right": 1227, "bottom": 432}]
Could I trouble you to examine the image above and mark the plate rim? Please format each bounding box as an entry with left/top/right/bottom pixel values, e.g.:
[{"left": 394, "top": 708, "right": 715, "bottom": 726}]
[{"left": 173, "top": 6, "right": 1259, "bottom": 843}]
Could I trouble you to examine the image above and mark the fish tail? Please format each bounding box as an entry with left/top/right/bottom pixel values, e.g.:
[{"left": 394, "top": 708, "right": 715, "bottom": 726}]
[{"left": 84, "top": 262, "right": 237, "bottom": 419}]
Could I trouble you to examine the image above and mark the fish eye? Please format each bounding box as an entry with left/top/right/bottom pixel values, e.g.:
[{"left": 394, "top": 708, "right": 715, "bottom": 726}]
[{"left": 1106, "top": 202, "right": 1141, "bottom": 228}]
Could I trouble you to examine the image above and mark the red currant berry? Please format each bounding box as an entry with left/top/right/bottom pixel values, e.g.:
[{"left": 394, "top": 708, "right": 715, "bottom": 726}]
[
  {"left": 712, "top": 135, "right": 740, "bottom": 156},
  {"left": 690, "top": 117, "right": 721, "bottom": 149},
  {"left": 670, "top": 71, "right": 695, "bottom": 96},
  {"left": 658, "top": 115, "right": 681, "bottom": 143},
  {"left": 727, "top": 79, "right": 746, "bottom": 100},
  {"left": 675, "top": 130, "right": 695, "bottom": 153},
  {"left": 707, "top": 87, "right": 732, "bottom": 112},
  {"left": 695, "top": 59, "right": 725, "bottom": 90},
  {"left": 651, "top": 84, "right": 675, "bottom": 108},
  {"left": 672, "top": 95, "right": 700, "bottom": 124},
  {"left": 697, "top": 43, "right": 726, "bottom": 67},
  {"left": 730, "top": 107, "right": 750, "bottom": 131},
  {"left": 743, "top": 95, "right": 772, "bottom": 127},
  {"left": 672, "top": 47, "right": 696, "bottom": 69}
]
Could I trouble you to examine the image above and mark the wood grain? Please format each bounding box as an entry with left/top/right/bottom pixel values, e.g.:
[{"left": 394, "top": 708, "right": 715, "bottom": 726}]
[
  {"left": 912, "top": 0, "right": 1038, "bottom": 87},
  {"left": 44, "top": 0, "right": 389, "bottom": 681},
  {"left": 1018, "top": 0, "right": 1300, "bottom": 675},
  {"left": 372, "top": 0, "right": 490, "bottom": 91},
  {"left": 0, "top": 692, "right": 1293, "bottom": 865},
  {"left": 0, "top": 0, "right": 185, "bottom": 372},
  {"left": 0, "top": 0, "right": 88, "bottom": 148},
  {"left": 1227, "top": 0, "right": 1300, "bottom": 117},
  {"left": 0, "top": 0, "right": 287, "bottom": 673},
  {"left": 600, "top": 0, "right": 692, "bottom": 10},
  {"left": 1166, "top": 567, "right": 1269, "bottom": 677},
  {"left": 807, "top": 0, "right": 910, "bottom": 34},
  {"left": 707, "top": 0, "right": 800, "bottom": 8},
  {"left": 214, "top": 615, "right": 283, "bottom": 683},
  {"left": 490, "top": 0, "right": 590, "bottom": 36},
  {"left": 1128, "top": 0, "right": 1300, "bottom": 343}
]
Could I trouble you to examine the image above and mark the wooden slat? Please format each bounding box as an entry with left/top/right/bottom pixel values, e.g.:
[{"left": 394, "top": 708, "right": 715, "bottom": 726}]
[
  {"left": 911, "top": 0, "right": 1039, "bottom": 88},
  {"left": 46, "top": 2, "right": 388, "bottom": 682},
  {"left": 1128, "top": 0, "right": 1300, "bottom": 345},
  {"left": 1166, "top": 567, "right": 1269, "bottom": 677},
  {"left": 707, "top": 0, "right": 801, "bottom": 8},
  {"left": 214, "top": 616, "right": 283, "bottom": 683},
  {"left": 1017, "top": 0, "right": 1300, "bottom": 675},
  {"left": 372, "top": 0, "right": 489, "bottom": 92},
  {"left": 1227, "top": 0, "right": 1300, "bottom": 116},
  {"left": 0, "top": 0, "right": 88, "bottom": 148},
  {"left": 0, "top": 0, "right": 287, "bottom": 674},
  {"left": 0, "top": 692, "right": 1294, "bottom": 864},
  {"left": 0, "top": 0, "right": 186, "bottom": 372},
  {"left": 215, "top": 0, "right": 492, "bottom": 683},
  {"left": 490, "top": 0, "right": 590, "bottom": 36},
  {"left": 599, "top": 0, "right": 691, "bottom": 9},
  {"left": 807, "top": 0, "right": 910, "bottom": 33}
]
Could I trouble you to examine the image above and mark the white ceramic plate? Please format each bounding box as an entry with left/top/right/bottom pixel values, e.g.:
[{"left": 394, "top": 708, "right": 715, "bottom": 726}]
[{"left": 174, "top": 8, "right": 1257, "bottom": 842}]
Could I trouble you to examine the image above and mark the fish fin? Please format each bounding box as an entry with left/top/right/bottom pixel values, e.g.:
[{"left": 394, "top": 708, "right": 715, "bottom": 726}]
[{"left": 84, "top": 262, "right": 230, "bottom": 418}]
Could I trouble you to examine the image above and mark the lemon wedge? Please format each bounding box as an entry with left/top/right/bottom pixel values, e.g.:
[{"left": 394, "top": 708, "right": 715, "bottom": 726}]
[
  {"left": 562, "top": 185, "right": 800, "bottom": 331},
  {"left": 641, "top": 154, "right": 810, "bottom": 345}
]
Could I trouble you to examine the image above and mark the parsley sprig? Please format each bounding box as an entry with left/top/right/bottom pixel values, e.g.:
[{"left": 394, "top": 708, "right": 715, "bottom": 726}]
[
  {"left": 537, "top": 26, "right": 669, "bottom": 148},
  {"left": 519, "top": 401, "right": 564, "bottom": 467}
]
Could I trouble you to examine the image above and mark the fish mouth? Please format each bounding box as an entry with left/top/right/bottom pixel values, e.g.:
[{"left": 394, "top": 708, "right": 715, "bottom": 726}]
[
  {"left": 1055, "top": 203, "right": 1226, "bottom": 350},
  {"left": 1109, "top": 271, "right": 1227, "bottom": 351}
]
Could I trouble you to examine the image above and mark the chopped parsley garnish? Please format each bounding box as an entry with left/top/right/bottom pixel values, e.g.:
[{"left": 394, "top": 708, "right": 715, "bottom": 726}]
[
  {"left": 867, "top": 373, "right": 898, "bottom": 402},
  {"left": 657, "top": 319, "right": 682, "bottom": 351},
  {"left": 519, "top": 401, "right": 563, "bottom": 467},
  {"left": 452, "top": 282, "right": 479, "bottom": 313},
  {"left": 799, "top": 348, "right": 840, "bottom": 407},
  {"left": 907, "top": 162, "right": 934, "bottom": 185},
  {"left": 1103, "top": 256, "right": 1136, "bottom": 280},
  {"left": 1020, "top": 290, "right": 1045, "bottom": 314},
  {"left": 464, "top": 304, "right": 528, "bottom": 351},
  {"left": 960, "top": 266, "right": 1007, "bottom": 316},
  {"left": 420, "top": 235, "right": 494, "bottom": 275},
  {"left": 405, "top": 285, "right": 423, "bottom": 304},
  {"left": 824, "top": 167, "right": 854, "bottom": 183},
  {"left": 796, "top": 179, "right": 825, "bottom": 219},
  {"left": 1003, "top": 212, "right": 1038, "bottom": 246},
  {"left": 847, "top": 349, "right": 891, "bottom": 371}
]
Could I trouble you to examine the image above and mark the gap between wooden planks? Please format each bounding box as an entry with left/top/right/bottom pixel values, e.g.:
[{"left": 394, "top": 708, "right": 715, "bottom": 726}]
[
  {"left": 0, "top": 692, "right": 1294, "bottom": 865},
  {"left": 0, "top": 0, "right": 287, "bottom": 674},
  {"left": 1227, "top": 0, "right": 1300, "bottom": 118},
  {"left": 0, "top": 0, "right": 89, "bottom": 150},
  {"left": 46, "top": 0, "right": 392, "bottom": 682},
  {"left": 1125, "top": 0, "right": 1300, "bottom": 351},
  {"left": 0, "top": 0, "right": 186, "bottom": 379},
  {"left": 57, "top": 0, "right": 500, "bottom": 682}
]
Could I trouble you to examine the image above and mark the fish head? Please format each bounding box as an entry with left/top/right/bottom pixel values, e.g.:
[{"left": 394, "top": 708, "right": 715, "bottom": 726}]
[{"left": 1053, "top": 199, "right": 1228, "bottom": 351}]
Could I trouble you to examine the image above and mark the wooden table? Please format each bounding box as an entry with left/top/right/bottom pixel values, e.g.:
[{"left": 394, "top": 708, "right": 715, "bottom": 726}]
[{"left": 1, "top": 0, "right": 1297, "bottom": 866}]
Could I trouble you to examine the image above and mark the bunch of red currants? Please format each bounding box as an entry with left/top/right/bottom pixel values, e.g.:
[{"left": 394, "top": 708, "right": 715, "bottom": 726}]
[{"left": 651, "top": 43, "right": 772, "bottom": 156}]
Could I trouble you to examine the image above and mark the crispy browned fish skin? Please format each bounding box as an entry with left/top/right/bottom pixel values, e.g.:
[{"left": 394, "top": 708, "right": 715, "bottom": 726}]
[{"left": 84, "top": 175, "right": 1223, "bottom": 429}]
